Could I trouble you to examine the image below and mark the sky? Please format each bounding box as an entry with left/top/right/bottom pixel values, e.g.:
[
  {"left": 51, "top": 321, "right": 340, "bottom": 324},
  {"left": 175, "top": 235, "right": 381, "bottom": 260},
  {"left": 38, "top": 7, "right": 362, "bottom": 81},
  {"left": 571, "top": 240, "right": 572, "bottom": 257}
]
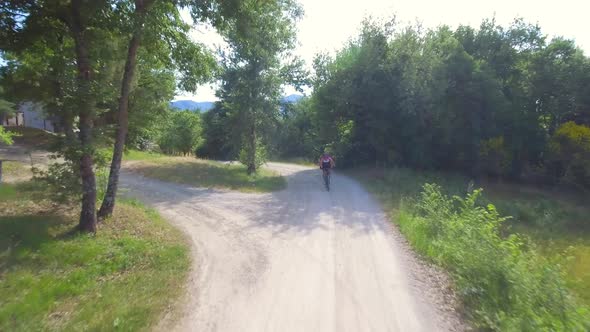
[{"left": 175, "top": 0, "right": 590, "bottom": 102}]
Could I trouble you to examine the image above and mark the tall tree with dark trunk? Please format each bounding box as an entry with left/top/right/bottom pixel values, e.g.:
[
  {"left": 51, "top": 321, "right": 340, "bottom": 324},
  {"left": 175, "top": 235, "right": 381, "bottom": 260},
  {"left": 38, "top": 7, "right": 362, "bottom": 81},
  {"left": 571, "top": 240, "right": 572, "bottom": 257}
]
[
  {"left": 68, "top": 0, "right": 99, "bottom": 232},
  {"left": 98, "top": 0, "right": 247, "bottom": 218},
  {"left": 98, "top": 0, "right": 154, "bottom": 219},
  {"left": 218, "top": 0, "right": 303, "bottom": 174},
  {"left": 2, "top": 0, "right": 120, "bottom": 232}
]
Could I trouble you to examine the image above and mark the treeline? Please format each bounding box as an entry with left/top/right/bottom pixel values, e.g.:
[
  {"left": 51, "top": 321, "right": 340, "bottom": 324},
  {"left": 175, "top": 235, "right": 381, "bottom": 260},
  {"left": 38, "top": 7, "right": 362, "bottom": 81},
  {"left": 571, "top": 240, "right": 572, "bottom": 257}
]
[
  {"left": 203, "top": 18, "right": 590, "bottom": 188},
  {"left": 311, "top": 18, "right": 590, "bottom": 187},
  {"left": 136, "top": 17, "right": 590, "bottom": 191}
]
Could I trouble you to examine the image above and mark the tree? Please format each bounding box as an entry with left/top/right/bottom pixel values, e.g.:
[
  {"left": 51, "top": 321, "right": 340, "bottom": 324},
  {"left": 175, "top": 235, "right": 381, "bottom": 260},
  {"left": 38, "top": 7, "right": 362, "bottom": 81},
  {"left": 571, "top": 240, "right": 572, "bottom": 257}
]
[
  {"left": 125, "top": 66, "right": 176, "bottom": 150},
  {"left": 0, "top": 1, "right": 176, "bottom": 230},
  {"left": 1, "top": 0, "right": 219, "bottom": 226},
  {"left": 99, "top": 0, "right": 287, "bottom": 218},
  {"left": 548, "top": 121, "right": 590, "bottom": 187},
  {"left": 98, "top": 0, "right": 216, "bottom": 219},
  {"left": 157, "top": 110, "right": 202, "bottom": 155},
  {"left": 305, "top": 17, "right": 590, "bottom": 187},
  {"left": 218, "top": 0, "right": 303, "bottom": 174},
  {"left": 1, "top": 1, "right": 126, "bottom": 232},
  {"left": 197, "top": 102, "right": 235, "bottom": 159},
  {"left": 98, "top": 0, "right": 156, "bottom": 219},
  {"left": 0, "top": 87, "right": 15, "bottom": 123}
]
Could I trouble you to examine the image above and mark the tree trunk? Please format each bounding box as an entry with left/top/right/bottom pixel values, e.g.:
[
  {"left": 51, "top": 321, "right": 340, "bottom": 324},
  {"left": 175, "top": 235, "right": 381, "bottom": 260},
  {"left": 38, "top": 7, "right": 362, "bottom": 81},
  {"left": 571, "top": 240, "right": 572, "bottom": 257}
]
[
  {"left": 79, "top": 112, "right": 97, "bottom": 233},
  {"left": 71, "top": 0, "right": 97, "bottom": 233},
  {"left": 98, "top": 0, "right": 151, "bottom": 220},
  {"left": 247, "top": 121, "right": 256, "bottom": 174}
]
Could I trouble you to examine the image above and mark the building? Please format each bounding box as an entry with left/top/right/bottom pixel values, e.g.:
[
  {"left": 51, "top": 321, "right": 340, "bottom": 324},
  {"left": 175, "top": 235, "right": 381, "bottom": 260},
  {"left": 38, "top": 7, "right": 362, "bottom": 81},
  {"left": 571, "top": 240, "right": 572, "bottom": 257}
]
[{"left": 1, "top": 102, "right": 59, "bottom": 132}]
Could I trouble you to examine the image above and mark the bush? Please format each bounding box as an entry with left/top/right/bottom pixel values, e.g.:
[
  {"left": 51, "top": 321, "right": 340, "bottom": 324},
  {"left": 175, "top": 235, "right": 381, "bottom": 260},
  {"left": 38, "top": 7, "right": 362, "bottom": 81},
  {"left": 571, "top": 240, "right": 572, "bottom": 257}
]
[
  {"left": 548, "top": 122, "right": 590, "bottom": 188},
  {"left": 239, "top": 140, "right": 267, "bottom": 172},
  {"left": 33, "top": 150, "right": 110, "bottom": 204},
  {"left": 399, "top": 184, "right": 589, "bottom": 331},
  {"left": 480, "top": 136, "right": 511, "bottom": 177},
  {"left": 158, "top": 111, "right": 202, "bottom": 156},
  {"left": 0, "top": 126, "right": 14, "bottom": 145}
]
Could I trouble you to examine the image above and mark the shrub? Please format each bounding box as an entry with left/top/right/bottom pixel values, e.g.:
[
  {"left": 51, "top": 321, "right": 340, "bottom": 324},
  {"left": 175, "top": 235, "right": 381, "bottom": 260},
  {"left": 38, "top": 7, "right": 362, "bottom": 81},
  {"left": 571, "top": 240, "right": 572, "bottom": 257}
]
[
  {"left": 158, "top": 110, "right": 202, "bottom": 156},
  {"left": 480, "top": 136, "right": 511, "bottom": 177},
  {"left": 33, "top": 150, "right": 110, "bottom": 203},
  {"left": 238, "top": 139, "right": 267, "bottom": 172},
  {"left": 0, "top": 126, "right": 14, "bottom": 145},
  {"left": 399, "top": 184, "right": 589, "bottom": 331},
  {"left": 548, "top": 122, "right": 590, "bottom": 188}
]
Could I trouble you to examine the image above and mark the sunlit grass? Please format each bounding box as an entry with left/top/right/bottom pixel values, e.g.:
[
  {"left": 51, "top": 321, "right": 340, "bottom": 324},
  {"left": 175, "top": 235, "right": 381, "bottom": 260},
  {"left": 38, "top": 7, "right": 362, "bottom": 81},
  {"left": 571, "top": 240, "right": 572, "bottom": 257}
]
[
  {"left": 0, "top": 181, "right": 190, "bottom": 331},
  {"left": 125, "top": 153, "right": 286, "bottom": 193},
  {"left": 123, "top": 149, "right": 166, "bottom": 161}
]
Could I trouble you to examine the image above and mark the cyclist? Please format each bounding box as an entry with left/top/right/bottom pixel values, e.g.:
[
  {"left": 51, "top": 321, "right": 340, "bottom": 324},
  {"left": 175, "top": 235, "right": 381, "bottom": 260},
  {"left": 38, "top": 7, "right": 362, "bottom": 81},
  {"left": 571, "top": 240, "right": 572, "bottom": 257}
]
[
  {"left": 319, "top": 151, "right": 335, "bottom": 190},
  {"left": 319, "top": 151, "right": 335, "bottom": 171}
]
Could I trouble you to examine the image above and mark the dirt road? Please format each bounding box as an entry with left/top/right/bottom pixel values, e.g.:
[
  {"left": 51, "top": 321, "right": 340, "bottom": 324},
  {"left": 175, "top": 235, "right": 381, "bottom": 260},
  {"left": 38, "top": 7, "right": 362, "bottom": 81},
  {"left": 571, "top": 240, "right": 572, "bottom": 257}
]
[{"left": 121, "top": 163, "right": 464, "bottom": 332}]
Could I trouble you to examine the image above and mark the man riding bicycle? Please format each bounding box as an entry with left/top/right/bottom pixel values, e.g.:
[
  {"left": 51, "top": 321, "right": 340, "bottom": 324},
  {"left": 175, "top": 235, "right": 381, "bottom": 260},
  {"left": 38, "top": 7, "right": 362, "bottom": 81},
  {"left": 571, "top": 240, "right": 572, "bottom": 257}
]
[{"left": 319, "top": 151, "right": 335, "bottom": 190}]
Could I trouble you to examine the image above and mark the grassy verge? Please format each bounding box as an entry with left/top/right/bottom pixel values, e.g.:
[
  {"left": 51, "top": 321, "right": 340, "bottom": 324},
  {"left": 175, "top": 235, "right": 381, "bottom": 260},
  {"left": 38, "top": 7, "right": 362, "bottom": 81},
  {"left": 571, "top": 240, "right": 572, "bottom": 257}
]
[
  {"left": 1, "top": 161, "right": 33, "bottom": 182},
  {"left": 124, "top": 151, "right": 286, "bottom": 193},
  {"left": 7, "top": 127, "right": 59, "bottom": 149},
  {"left": 271, "top": 157, "right": 316, "bottom": 167},
  {"left": 351, "top": 167, "right": 590, "bottom": 330},
  {"left": 0, "top": 181, "right": 190, "bottom": 331},
  {"left": 123, "top": 149, "right": 167, "bottom": 162}
]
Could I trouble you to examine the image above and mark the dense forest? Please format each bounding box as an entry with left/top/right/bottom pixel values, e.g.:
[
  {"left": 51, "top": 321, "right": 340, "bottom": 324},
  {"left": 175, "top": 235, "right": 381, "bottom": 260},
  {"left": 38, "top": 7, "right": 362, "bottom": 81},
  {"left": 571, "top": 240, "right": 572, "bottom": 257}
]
[{"left": 201, "top": 18, "right": 590, "bottom": 189}]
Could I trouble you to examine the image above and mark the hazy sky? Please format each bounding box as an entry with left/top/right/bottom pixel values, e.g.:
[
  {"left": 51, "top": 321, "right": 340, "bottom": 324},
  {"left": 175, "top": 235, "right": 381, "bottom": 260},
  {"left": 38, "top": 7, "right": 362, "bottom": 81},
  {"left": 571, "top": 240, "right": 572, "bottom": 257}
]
[{"left": 175, "top": 0, "right": 589, "bottom": 101}]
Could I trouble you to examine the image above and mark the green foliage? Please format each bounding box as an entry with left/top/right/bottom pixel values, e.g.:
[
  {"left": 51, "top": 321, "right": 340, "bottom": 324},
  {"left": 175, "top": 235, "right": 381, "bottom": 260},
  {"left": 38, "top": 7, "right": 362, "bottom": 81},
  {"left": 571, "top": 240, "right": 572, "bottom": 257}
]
[
  {"left": 33, "top": 150, "right": 110, "bottom": 204},
  {"left": 400, "top": 184, "right": 589, "bottom": 330},
  {"left": 123, "top": 149, "right": 165, "bottom": 161},
  {"left": 196, "top": 103, "right": 235, "bottom": 159},
  {"left": 217, "top": 0, "right": 303, "bottom": 173},
  {"left": 271, "top": 18, "right": 590, "bottom": 185},
  {"left": 548, "top": 122, "right": 590, "bottom": 187},
  {"left": 126, "top": 67, "right": 177, "bottom": 151},
  {"left": 157, "top": 110, "right": 202, "bottom": 156},
  {"left": 0, "top": 126, "right": 14, "bottom": 145},
  {"left": 0, "top": 87, "right": 15, "bottom": 118},
  {"left": 267, "top": 98, "right": 317, "bottom": 159},
  {"left": 480, "top": 136, "right": 512, "bottom": 177},
  {"left": 353, "top": 166, "right": 590, "bottom": 309},
  {"left": 239, "top": 139, "right": 267, "bottom": 171},
  {"left": 33, "top": 161, "right": 81, "bottom": 203}
]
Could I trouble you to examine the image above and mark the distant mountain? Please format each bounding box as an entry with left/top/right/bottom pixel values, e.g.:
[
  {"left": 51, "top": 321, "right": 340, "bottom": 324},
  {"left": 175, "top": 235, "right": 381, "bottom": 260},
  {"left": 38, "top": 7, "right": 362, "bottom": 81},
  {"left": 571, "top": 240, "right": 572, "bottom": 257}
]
[
  {"left": 171, "top": 94, "right": 303, "bottom": 112},
  {"left": 170, "top": 100, "right": 214, "bottom": 112},
  {"left": 281, "top": 94, "right": 303, "bottom": 103}
]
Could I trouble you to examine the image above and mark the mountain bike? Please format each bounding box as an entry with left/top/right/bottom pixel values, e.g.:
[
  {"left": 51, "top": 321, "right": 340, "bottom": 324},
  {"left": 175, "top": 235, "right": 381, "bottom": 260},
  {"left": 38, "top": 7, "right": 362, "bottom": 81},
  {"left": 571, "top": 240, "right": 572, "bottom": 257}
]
[{"left": 322, "top": 168, "right": 331, "bottom": 191}]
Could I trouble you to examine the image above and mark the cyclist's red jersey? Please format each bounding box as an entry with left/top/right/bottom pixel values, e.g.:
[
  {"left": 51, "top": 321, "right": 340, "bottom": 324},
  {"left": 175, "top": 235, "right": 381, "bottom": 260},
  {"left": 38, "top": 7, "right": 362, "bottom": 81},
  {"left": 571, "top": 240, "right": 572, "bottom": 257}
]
[{"left": 319, "top": 155, "right": 334, "bottom": 169}]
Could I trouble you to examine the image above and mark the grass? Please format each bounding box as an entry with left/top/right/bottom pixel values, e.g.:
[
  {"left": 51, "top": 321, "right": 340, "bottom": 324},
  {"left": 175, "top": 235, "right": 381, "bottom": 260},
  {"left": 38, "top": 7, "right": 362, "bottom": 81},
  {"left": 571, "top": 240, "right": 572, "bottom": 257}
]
[
  {"left": 124, "top": 151, "right": 286, "bottom": 193},
  {"left": 271, "top": 156, "right": 316, "bottom": 167},
  {"left": 350, "top": 167, "right": 590, "bottom": 328},
  {"left": 0, "top": 181, "right": 190, "bottom": 331},
  {"left": 7, "top": 127, "right": 59, "bottom": 149},
  {"left": 1, "top": 161, "right": 33, "bottom": 182},
  {"left": 123, "top": 149, "right": 167, "bottom": 162}
]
